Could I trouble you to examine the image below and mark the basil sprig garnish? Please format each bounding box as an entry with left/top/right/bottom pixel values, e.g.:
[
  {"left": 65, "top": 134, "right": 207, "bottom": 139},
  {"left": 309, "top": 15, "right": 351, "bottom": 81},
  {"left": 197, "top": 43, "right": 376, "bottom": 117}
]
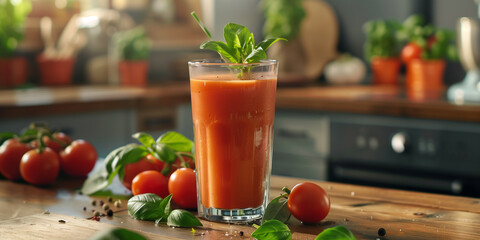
[{"left": 192, "top": 11, "right": 285, "bottom": 64}]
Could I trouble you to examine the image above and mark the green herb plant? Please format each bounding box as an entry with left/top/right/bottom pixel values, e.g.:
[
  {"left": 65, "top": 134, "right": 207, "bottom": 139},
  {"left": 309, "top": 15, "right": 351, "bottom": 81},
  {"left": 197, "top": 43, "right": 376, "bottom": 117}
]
[
  {"left": 80, "top": 131, "right": 194, "bottom": 195},
  {"left": 363, "top": 19, "right": 402, "bottom": 62},
  {"left": 261, "top": 0, "right": 306, "bottom": 40},
  {"left": 113, "top": 27, "right": 150, "bottom": 61},
  {"left": 398, "top": 15, "right": 458, "bottom": 61},
  {"left": 191, "top": 11, "right": 286, "bottom": 79},
  {"left": 0, "top": 0, "right": 31, "bottom": 58}
]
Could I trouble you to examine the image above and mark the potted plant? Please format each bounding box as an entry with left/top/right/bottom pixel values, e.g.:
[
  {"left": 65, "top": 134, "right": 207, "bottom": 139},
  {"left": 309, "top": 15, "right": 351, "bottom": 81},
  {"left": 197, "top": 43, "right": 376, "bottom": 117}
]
[
  {"left": 0, "top": 0, "right": 31, "bottom": 88},
  {"left": 363, "top": 19, "right": 402, "bottom": 85},
  {"left": 261, "top": 0, "right": 306, "bottom": 81},
  {"left": 399, "top": 15, "right": 458, "bottom": 96},
  {"left": 114, "top": 27, "right": 150, "bottom": 87}
]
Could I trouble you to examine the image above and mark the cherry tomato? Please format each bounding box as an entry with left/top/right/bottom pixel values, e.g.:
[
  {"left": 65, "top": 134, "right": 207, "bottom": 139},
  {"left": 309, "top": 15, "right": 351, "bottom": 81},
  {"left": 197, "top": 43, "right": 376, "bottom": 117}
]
[
  {"left": 31, "top": 132, "right": 72, "bottom": 153},
  {"left": 123, "top": 154, "right": 164, "bottom": 190},
  {"left": 59, "top": 140, "right": 97, "bottom": 177},
  {"left": 0, "top": 139, "right": 32, "bottom": 180},
  {"left": 20, "top": 147, "right": 60, "bottom": 185},
  {"left": 131, "top": 170, "right": 169, "bottom": 198},
  {"left": 168, "top": 168, "right": 197, "bottom": 209},
  {"left": 401, "top": 42, "right": 422, "bottom": 63},
  {"left": 287, "top": 182, "right": 330, "bottom": 223}
]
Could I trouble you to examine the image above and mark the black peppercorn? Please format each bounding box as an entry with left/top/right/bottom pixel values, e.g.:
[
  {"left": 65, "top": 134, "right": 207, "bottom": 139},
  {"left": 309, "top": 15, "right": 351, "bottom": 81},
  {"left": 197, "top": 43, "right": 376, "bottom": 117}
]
[
  {"left": 378, "top": 227, "right": 386, "bottom": 236},
  {"left": 107, "top": 209, "right": 114, "bottom": 217},
  {"left": 239, "top": 231, "right": 244, "bottom": 236}
]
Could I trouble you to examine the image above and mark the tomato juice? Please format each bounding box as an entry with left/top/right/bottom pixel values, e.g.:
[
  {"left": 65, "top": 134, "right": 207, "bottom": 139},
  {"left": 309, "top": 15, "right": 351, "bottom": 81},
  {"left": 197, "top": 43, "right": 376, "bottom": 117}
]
[{"left": 190, "top": 75, "right": 277, "bottom": 211}]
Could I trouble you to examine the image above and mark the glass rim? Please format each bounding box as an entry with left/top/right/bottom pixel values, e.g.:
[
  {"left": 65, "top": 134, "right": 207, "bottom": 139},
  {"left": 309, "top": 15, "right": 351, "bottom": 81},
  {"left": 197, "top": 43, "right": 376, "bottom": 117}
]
[{"left": 188, "top": 59, "right": 277, "bottom": 67}]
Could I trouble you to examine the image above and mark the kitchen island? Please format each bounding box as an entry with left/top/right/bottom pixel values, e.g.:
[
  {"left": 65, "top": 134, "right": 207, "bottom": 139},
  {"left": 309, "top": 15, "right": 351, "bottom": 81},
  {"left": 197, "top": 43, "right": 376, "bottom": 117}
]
[{"left": 0, "top": 175, "right": 479, "bottom": 240}]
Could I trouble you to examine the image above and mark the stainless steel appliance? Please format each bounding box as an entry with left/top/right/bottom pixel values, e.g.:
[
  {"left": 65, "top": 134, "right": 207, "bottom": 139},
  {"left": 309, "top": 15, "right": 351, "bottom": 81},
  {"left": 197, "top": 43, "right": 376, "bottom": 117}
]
[{"left": 328, "top": 113, "right": 480, "bottom": 197}]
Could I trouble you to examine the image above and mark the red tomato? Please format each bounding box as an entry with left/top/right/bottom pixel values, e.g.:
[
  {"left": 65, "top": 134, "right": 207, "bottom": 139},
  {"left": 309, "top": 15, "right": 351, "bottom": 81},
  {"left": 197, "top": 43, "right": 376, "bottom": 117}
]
[
  {"left": 31, "top": 132, "right": 72, "bottom": 153},
  {"left": 131, "top": 170, "right": 169, "bottom": 198},
  {"left": 20, "top": 147, "right": 60, "bottom": 185},
  {"left": 59, "top": 140, "right": 97, "bottom": 177},
  {"left": 287, "top": 182, "right": 330, "bottom": 223},
  {"left": 123, "top": 154, "right": 164, "bottom": 190},
  {"left": 401, "top": 42, "right": 422, "bottom": 63},
  {"left": 168, "top": 168, "right": 197, "bottom": 209},
  {"left": 0, "top": 139, "right": 31, "bottom": 180}
]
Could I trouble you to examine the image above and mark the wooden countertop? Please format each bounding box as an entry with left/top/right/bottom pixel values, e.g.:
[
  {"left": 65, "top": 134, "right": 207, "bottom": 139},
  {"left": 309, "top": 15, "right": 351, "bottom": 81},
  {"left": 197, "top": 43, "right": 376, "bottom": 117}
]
[
  {"left": 1, "top": 83, "right": 480, "bottom": 122},
  {"left": 1, "top": 175, "right": 479, "bottom": 239}
]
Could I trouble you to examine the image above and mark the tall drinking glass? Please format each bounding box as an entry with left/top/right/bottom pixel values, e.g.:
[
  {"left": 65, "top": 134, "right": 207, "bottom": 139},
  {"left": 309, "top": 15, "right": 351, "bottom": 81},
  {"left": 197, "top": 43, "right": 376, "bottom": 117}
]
[{"left": 188, "top": 59, "right": 278, "bottom": 223}]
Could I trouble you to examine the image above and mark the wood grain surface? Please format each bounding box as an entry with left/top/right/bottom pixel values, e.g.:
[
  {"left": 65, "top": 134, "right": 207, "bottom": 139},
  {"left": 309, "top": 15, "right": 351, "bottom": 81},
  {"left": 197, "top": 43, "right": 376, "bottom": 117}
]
[{"left": 1, "top": 175, "right": 479, "bottom": 240}]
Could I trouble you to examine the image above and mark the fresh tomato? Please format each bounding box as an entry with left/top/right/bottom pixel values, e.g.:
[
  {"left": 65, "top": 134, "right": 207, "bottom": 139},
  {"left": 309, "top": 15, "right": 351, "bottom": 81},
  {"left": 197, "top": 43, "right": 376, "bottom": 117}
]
[
  {"left": 287, "top": 182, "right": 330, "bottom": 223},
  {"left": 59, "top": 140, "right": 97, "bottom": 177},
  {"left": 168, "top": 168, "right": 197, "bottom": 209},
  {"left": 31, "top": 132, "right": 72, "bottom": 153},
  {"left": 131, "top": 170, "right": 169, "bottom": 198},
  {"left": 401, "top": 42, "right": 422, "bottom": 63},
  {"left": 20, "top": 147, "right": 60, "bottom": 185},
  {"left": 123, "top": 154, "right": 164, "bottom": 190},
  {"left": 0, "top": 139, "right": 31, "bottom": 180}
]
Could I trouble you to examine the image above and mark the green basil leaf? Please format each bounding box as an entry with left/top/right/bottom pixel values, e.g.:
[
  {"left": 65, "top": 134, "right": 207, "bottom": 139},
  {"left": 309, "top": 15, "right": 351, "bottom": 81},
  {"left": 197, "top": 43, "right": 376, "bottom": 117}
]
[
  {"left": 155, "top": 194, "right": 173, "bottom": 223},
  {"left": 315, "top": 225, "right": 356, "bottom": 240},
  {"left": 155, "top": 143, "right": 177, "bottom": 164},
  {"left": 89, "top": 227, "right": 147, "bottom": 240},
  {"left": 111, "top": 145, "right": 149, "bottom": 181},
  {"left": 200, "top": 40, "right": 238, "bottom": 63},
  {"left": 88, "top": 190, "right": 130, "bottom": 199},
  {"left": 251, "top": 219, "right": 292, "bottom": 240},
  {"left": 0, "top": 132, "right": 15, "bottom": 145},
  {"left": 166, "top": 209, "right": 203, "bottom": 227},
  {"left": 80, "top": 168, "right": 110, "bottom": 195},
  {"left": 132, "top": 132, "right": 156, "bottom": 148},
  {"left": 157, "top": 132, "right": 193, "bottom": 153},
  {"left": 104, "top": 145, "right": 128, "bottom": 174},
  {"left": 244, "top": 47, "right": 267, "bottom": 63},
  {"left": 128, "top": 193, "right": 166, "bottom": 221},
  {"left": 263, "top": 196, "right": 291, "bottom": 224},
  {"left": 257, "top": 38, "right": 287, "bottom": 52}
]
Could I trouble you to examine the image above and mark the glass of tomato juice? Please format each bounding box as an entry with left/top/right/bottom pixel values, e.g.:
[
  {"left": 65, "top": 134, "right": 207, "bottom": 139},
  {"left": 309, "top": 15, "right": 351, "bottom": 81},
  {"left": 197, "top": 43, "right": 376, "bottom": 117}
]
[{"left": 188, "top": 59, "right": 278, "bottom": 222}]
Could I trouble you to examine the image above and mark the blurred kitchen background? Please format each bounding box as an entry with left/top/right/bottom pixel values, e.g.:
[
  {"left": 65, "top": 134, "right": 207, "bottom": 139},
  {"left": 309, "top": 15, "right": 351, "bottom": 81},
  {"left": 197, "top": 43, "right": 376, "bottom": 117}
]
[{"left": 2, "top": 0, "right": 480, "bottom": 197}]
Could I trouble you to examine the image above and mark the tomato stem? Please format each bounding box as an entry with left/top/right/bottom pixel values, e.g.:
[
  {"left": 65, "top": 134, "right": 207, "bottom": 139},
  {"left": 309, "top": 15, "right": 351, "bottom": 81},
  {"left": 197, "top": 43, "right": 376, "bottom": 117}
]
[{"left": 281, "top": 187, "right": 291, "bottom": 195}]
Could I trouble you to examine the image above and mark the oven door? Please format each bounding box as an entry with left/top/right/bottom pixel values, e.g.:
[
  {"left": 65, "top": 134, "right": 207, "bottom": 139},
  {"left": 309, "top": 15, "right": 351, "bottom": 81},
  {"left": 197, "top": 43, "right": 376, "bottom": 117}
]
[{"left": 328, "top": 113, "right": 480, "bottom": 197}]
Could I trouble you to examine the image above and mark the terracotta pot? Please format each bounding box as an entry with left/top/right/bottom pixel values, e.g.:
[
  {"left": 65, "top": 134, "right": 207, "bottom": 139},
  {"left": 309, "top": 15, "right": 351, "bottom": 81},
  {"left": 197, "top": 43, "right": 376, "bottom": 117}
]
[
  {"left": 118, "top": 61, "right": 148, "bottom": 87},
  {"left": 37, "top": 55, "right": 75, "bottom": 86},
  {"left": 370, "top": 57, "right": 401, "bottom": 85},
  {"left": 406, "top": 59, "right": 445, "bottom": 91},
  {"left": 0, "top": 57, "right": 27, "bottom": 88}
]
